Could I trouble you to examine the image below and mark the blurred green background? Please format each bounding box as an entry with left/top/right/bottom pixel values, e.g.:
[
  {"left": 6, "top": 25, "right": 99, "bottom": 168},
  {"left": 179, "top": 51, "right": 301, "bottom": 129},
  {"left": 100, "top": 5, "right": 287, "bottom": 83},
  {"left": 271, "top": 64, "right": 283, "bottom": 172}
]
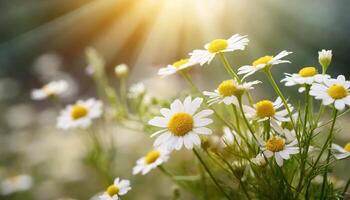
[{"left": 0, "top": 0, "right": 350, "bottom": 199}]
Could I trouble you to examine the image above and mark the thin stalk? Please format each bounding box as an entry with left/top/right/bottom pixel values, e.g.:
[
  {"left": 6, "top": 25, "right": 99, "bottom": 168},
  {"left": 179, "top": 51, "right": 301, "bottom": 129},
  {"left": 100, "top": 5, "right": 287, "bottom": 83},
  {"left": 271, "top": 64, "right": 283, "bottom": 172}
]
[
  {"left": 237, "top": 98, "right": 260, "bottom": 147},
  {"left": 295, "top": 86, "right": 310, "bottom": 196},
  {"left": 193, "top": 149, "right": 231, "bottom": 200},
  {"left": 305, "top": 108, "right": 338, "bottom": 196},
  {"left": 264, "top": 70, "right": 295, "bottom": 128},
  {"left": 181, "top": 70, "right": 199, "bottom": 92},
  {"left": 343, "top": 175, "right": 350, "bottom": 196},
  {"left": 232, "top": 105, "right": 241, "bottom": 132},
  {"left": 158, "top": 165, "right": 184, "bottom": 187},
  {"left": 219, "top": 53, "right": 241, "bottom": 82},
  {"left": 320, "top": 109, "right": 338, "bottom": 199}
]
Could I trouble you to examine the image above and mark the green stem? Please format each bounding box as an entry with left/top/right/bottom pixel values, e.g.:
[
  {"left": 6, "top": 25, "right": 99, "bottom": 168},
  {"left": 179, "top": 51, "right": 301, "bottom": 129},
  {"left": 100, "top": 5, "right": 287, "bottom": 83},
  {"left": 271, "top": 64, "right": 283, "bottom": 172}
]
[
  {"left": 232, "top": 105, "right": 241, "bottom": 132},
  {"left": 295, "top": 86, "right": 310, "bottom": 196},
  {"left": 193, "top": 149, "right": 231, "bottom": 200},
  {"left": 181, "top": 70, "right": 199, "bottom": 92},
  {"left": 158, "top": 165, "right": 184, "bottom": 187},
  {"left": 305, "top": 108, "right": 337, "bottom": 197},
  {"left": 343, "top": 175, "right": 350, "bottom": 196},
  {"left": 237, "top": 98, "right": 259, "bottom": 148},
  {"left": 264, "top": 70, "right": 295, "bottom": 130},
  {"left": 320, "top": 109, "right": 338, "bottom": 199},
  {"left": 219, "top": 53, "right": 241, "bottom": 82}
]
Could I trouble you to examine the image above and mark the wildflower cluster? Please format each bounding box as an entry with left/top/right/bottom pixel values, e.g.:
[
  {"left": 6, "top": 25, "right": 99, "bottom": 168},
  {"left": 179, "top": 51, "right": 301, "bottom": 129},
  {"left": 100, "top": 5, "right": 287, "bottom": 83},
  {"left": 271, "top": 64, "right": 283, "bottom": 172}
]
[{"left": 29, "top": 35, "right": 350, "bottom": 200}]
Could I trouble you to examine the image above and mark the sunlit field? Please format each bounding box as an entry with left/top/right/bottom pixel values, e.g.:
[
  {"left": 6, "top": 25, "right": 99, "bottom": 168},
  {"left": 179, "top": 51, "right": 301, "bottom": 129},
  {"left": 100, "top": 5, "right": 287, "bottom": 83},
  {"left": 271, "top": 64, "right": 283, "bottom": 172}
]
[{"left": 0, "top": 0, "right": 350, "bottom": 199}]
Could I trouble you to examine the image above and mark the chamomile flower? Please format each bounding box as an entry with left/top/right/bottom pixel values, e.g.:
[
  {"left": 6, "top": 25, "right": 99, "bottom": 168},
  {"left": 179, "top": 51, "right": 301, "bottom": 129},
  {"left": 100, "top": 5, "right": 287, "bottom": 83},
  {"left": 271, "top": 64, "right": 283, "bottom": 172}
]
[
  {"left": 0, "top": 174, "right": 33, "bottom": 195},
  {"left": 57, "top": 98, "right": 103, "bottom": 130},
  {"left": 203, "top": 79, "right": 260, "bottom": 105},
  {"left": 31, "top": 80, "right": 68, "bottom": 100},
  {"left": 331, "top": 143, "right": 350, "bottom": 160},
  {"left": 149, "top": 96, "right": 214, "bottom": 151},
  {"left": 132, "top": 149, "right": 170, "bottom": 175},
  {"left": 244, "top": 97, "right": 292, "bottom": 124},
  {"left": 262, "top": 136, "right": 299, "bottom": 166},
  {"left": 310, "top": 75, "right": 350, "bottom": 111},
  {"left": 99, "top": 178, "right": 131, "bottom": 200},
  {"left": 158, "top": 58, "right": 197, "bottom": 77},
  {"left": 281, "top": 67, "right": 330, "bottom": 93},
  {"left": 238, "top": 51, "right": 292, "bottom": 79},
  {"left": 189, "top": 34, "right": 249, "bottom": 65}
]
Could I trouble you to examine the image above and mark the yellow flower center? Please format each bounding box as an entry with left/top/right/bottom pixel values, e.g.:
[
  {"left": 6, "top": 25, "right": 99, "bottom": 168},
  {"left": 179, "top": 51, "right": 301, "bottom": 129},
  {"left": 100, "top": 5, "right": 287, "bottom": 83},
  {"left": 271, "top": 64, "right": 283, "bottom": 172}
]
[
  {"left": 252, "top": 56, "right": 273, "bottom": 67},
  {"left": 217, "top": 80, "right": 243, "bottom": 97},
  {"left": 266, "top": 137, "right": 285, "bottom": 152},
  {"left": 168, "top": 112, "right": 193, "bottom": 136},
  {"left": 71, "top": 105, "right": 88, "bottom": 120},
  {"left": 344, "top": 143, "right": 350, "bottom": 152},
  {"left": 327, "top": 84, "right": 348, "bottom": 99},
  {"left": 107, "top": 185, "right": 119, "bottom": 197},
  {"left": 298, "top": 67, "right": 318, "bottom": 77},
  {"left": 172, "top": 59, "right": 189, "bottom": 69},
  {"left": 144, "top": 150, "right": 160, "bottom": 164},
  {"left": 207, "top": 39, "right": 228, "bottom": 53},
  {"left": 255, "top": 100, "right": 275, "bottom": 118}
]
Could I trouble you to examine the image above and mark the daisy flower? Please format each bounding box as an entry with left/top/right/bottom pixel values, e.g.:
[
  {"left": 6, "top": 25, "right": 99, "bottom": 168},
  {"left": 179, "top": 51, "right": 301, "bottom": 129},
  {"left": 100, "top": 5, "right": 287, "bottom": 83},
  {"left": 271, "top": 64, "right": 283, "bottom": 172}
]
[
  {"left": 204, "top": 79, "right": 260, "bottom": 105},
  {"left": 158, "top": 58, "right": 198, "bottom": 77},
  {"left": 262, "top": 136, "right": 299, "bottom": 166},
  {"left": 244, "top": 97, "right": 292, "bottom": 124},
  {"left": 0, "top": 174, "right": 33, "bottom": 195},
  {"left": 132, "top": 149, "right": 170, "bottom": 175},
  {"left": 331, "top": 143, "right": 350, "bottom": 160},
  {"left": 148, "top": 96, "right": 214, "bottom": 151},
  {"left": 310, "top": 75, "right": 350, "bottom": 111},
  {"left": 99, "top": 177, "right": 131, "bottom": 200},
  {"left": 281, "top": 66, "right": 330, "bottom": 93},
  {"left": 57, "top": 98, "right": 103, "bottom": 130},
  {"left": 238, "top": 51, "right": 292, "bottom": 79},
  {"left": 189, "top": 34, "right": 249, "bottom": 65},
  {"left": 31, "top": 80, "right": 68, "bottom": 100}
]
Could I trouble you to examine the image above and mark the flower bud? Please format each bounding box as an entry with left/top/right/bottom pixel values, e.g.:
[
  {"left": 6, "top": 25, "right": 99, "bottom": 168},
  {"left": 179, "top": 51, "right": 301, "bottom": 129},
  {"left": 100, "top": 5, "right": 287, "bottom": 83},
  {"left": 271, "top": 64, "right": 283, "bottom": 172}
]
[
  {"left": 251, "top": 154, "right": 267, "bottom": 167},
  {"left": 114, "top": 64, "right": 129, "bottom": 77},
  {"left": 318, "top": 49, "right": 332, "bottom": 73}
]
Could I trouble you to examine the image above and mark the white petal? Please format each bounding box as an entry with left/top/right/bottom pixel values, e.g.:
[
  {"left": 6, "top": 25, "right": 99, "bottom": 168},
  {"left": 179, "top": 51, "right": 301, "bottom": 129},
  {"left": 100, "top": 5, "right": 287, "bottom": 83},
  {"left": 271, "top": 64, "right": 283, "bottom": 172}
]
[
  {"left": 334, "top": 100, "right": 345, "bottom": 110},
  {"left": 188, "top": 97, "right": 203, "bottom": 115},
  {"left": 194, "top": 118, "right": 213, "bottom": 127},
  {"left": 263, "top": 150, "right": 273, "bottom": 158},
  {"left": 183, "top": 134, "right": 194, "bottom": 149},
  {"left": 170, "top": 99, "right": 184, "bottom": 112},
  {"left": 193, "top": 109, "right": 214, "bottom": 119},
  {"left": 193, "top": 127, "right": 212, "bottom": 135},
  {"left": 148, "top": 117, "right": 168, "bottom": 127},
  {"left": 275, "top": 153, "right": 284, "bottom": 166}
]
